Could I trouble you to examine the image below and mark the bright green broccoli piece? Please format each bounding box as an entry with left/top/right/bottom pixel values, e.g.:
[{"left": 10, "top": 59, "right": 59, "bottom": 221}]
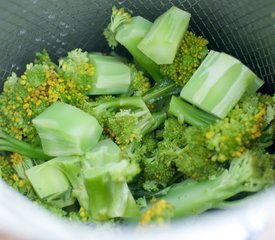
[
  {"left": 0, "top": 56, "right": 88, "bottom": 145},
  {"left": 180, "top": 50, "right": 264, "bottom": 119},
  {"left": 60, "top": 49, "right": 133, "bottom": 95},
  {"left": 169, "top": 96, "right": 218, "bottom": 127},
  {"left": 26, "top": 139, "right": 140, "bottom": 221},
  {"left": 127, "top": 64, "right": 151, "bottom": 96},
  {"left": 32, "top": 101, "right": 103, "bottom": 157},
  {"left": 103, "top": 6, "right": 132, "bottom": 49},
  {"left": 104, "top": 7, "right": 163, "bottom": 84},
  {"left": 0, "top": 154, "right": 68, "bottom": 218},
  {"left": 160, "top": 31, "right": 208, "bottom": 86},
  {"left": 86, "top": 96, "right": 156, "bottom": 147},
  {"left": 205, "top": 93, "right": 274, "bottom": 162},
  {"left": 0, "top": 130, "right": 50, "bottom": 160},
  {"left": 138, "top": 6, "right": 191, "bottom": 65},
  {"left": 154, "top": 149, "right": 275, "bottom": 219}
]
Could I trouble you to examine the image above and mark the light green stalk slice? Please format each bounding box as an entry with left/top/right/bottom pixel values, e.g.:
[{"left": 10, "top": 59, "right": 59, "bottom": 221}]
[
  {"left": 32, "top": 102, "right": 102, "bottom": 156},
  {"left": 138, "top": 6, "right": 191, "bottom": 64},
  {"left": 87, "top": 54, "right": 131, "bottom": 95},
  {"left": 180, "top": 50, "right": 261, "bottom": 118}
]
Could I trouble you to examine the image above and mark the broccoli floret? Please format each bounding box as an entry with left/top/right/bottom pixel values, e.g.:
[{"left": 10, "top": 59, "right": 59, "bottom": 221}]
[
  {"left": 103, "top": 6, "right": 132, "bottom": 49},
  {"left": 86, "top": 96, "right": 156, "bottom": 147},
  {"left": 59, "top": 48, "right": 95, "bottom": 93},
  {"left": 0, "top": 59, "right": 87, "bottom": 145},
  {"left": 160, "top": 31, "right": 208, "bottom": 86},
  {"left": 205, "top": 93, "right": 274, "bottom": 162},
  {"left": 153, "top": 149, "right": 275, "bottom": 219},
  {"left": 127, "top": 64, "right": 151, "bottom": 96},
  {"left": 140, "top": 198, "right": 174, "bottom": 225}
]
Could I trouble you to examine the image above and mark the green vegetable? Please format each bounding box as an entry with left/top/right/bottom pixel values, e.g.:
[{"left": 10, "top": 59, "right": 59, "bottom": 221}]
[
  {"left": 32, "top": 101, "right": 103, "bottom": 156},
  {"left": 0, "top": 130, "right": 50, "bottom": 160},
  {"left": 0, "top": 5, "right": 274, "bottom": 226},
  {"left": 155, "top": 150, "right": 275, "bottom": 218},
  {"left": 138, "top": 6, "right": 191, "bottom": 64},
  {"left": 180, "top": 50, "right": 264, "bottom": 118},
  {"left": 169, "top": 96, "right": 218, "bottom": 127},
  {"left": 60, "top": 49, "right": 132, "bottom": 95},
  {"left": 160, "top": 31, "right": 208, "bottom": 86},
  {"left": 104, "top": 7, "right": 163, "bottom": 83},
  {"left": 86, "top": 96, "right": 156, "bottom": 147}
]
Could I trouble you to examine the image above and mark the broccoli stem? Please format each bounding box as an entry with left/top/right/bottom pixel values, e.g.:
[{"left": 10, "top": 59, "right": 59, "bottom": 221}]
[
  {"left": 154, "top": 150, "right": 275, "bottom": 218},
  {"left": 138, "top": 6, "right": 191, "bottom": 64},
  {"left": 115, "top": 16, "right": 163, "bottom": 83},
  {"left": 32, "top": 102, "right": 103, "bottom": 157},
  {"left": 169, "top": 96, "right": 218, "bottom": 127},
  {"left": 84, "top": 163, "right": 140, "bottom": 220},
  {"left": 142, "top": 82, "right": 181, "bottom": 104},
  {"left": 180, "top": 50, "right": 263, "bottom": 118},
  {"left": 87, "top": 54, "right": 132, "bottom": 95},
  {"left": 0, "top": 130, "right": 50, "bottom": 161}
]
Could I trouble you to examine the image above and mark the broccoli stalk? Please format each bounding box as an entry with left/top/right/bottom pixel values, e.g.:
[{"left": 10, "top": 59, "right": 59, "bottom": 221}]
[
  {"left": 169, "top": 96, "right": 218, "bottom": 127},
  {"left": 138, "top": 6, "right": 191, "bottom": 64},
  {"left": 59, "top": 49, "right": 132, "bottom": 95},
  {"left": 180, "top": 50, "right": 264, "bottom": 118},
  {"left": 153, "top": 150, "right": 275, "bottom": 219},
  {"left": 0, "top": 130, "right": 50, "bottom": 161},
  {"left": 104, "top": 7, "right": 163, "bottom": 83},
  {"left": 32, "top": 101, "right": 102, "bottom": 156},
  {"left": 26, "top": 139, "right": 140, "bottom": 220}
]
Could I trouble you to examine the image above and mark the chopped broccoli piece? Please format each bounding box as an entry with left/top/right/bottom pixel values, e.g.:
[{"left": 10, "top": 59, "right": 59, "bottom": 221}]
[
  {"left": 86, "top": 96, "right": 156, "bottom": 147},
  {"left": 154, "top": 150, "right": 275, "bottom": 219},
  {"left": 180, "top": 50, "right": 264, "bottom": 118},
  {"left": 103, "top": 6, "right": 132, "bottom": 49},
  {"left": 138, "top": 6, "right": 191, "bottom": 64},
  {"left": 60, "top": 49, "right": 132, "bottom": 95},
  {"left": 160, "top": 31, "right": 208, "bottom": 86},
  {"left": 32, "top": 101, "right": 103, "bottom": 156},
  {"left": 169, "top": 96, "right": 218, "bottom": 127},
  {"left": 0, "top": 130, "right": 50, "bottom": 160},
  {"left": 104, "top": 7, "right": 163, "bottom": 83},
  {"left": 0, "top": 58, "right": 88, "bottom": 145}
]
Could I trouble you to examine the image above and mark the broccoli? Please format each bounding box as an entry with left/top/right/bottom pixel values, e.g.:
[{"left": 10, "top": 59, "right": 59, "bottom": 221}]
[
  {"left": 0, "top": 56, "right": 88, "bottom": 145},
  {"left": 180, "top": 50, "right": 264, "bottom": 118},
  {"left": 0, "top": 129, "right": 50, "bottom": 160},
  {"left": 152, "top": 149, "right": 275, "bottom": 219},
  {"left": 0, "top": 154, "right": 68, "bottom": 218},
  {"left": 104, "top": 6, "right": 163, "bottom": 83},
  {"left": 85, "top": 96, "right": 156, "bottom": 147},
  {"left": 59, "top": 49, "right": 133, "bottom": 95},
  {"left": 26, "top": 139, "right": 140, "bottom": 221},
  {"left": 138, "top": 6, "right": 191, "bottom": 65},
  {"left": 160, "top": 31, "right": 209, "bottom": 86}
]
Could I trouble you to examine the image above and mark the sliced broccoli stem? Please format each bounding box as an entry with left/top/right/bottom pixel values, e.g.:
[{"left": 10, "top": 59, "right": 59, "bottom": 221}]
[
  {"left": 180, "top": 50, "right": 262, "bottom": 118},
  {"left": 169, "top": 96, "right": 218, "bottom": 127},
  {"left": 0, "top": 130, "right": 50, "bottom": 161},
  {"left": 138, "top": 6, "right": 191, "bottom": 64},
  {"left": 32, "top": 102, "right": 103, "bottom": 157},
  {"left": 87, "top": 54, "right": 131, "bottom": 95},
  {"left": 115, "top": 16, "right": 163, "bottom": 83}
]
